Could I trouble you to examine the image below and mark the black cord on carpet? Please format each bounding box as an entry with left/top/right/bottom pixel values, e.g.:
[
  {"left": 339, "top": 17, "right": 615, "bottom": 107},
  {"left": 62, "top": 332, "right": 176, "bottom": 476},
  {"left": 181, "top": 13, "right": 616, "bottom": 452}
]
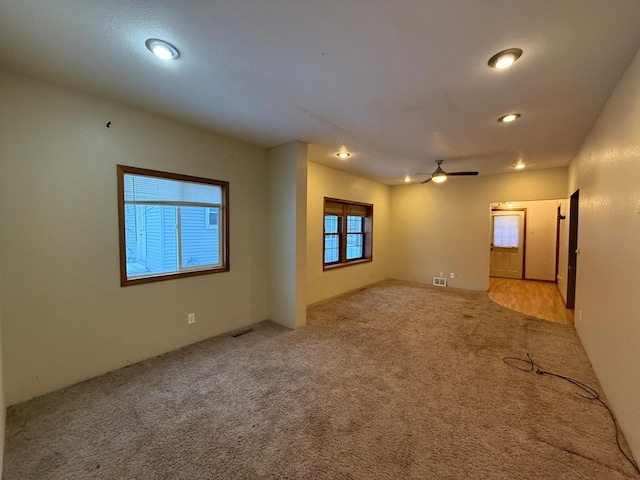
[{"left": 503, "top": 353, "right": 640, "bottom": 476}]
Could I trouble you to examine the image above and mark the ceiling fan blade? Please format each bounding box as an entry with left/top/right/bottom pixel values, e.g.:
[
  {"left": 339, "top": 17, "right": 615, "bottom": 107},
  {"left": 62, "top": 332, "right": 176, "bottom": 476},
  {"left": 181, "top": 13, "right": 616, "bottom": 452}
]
[{"left": 417, "top": 160, "right": 478, "bottom": 183}]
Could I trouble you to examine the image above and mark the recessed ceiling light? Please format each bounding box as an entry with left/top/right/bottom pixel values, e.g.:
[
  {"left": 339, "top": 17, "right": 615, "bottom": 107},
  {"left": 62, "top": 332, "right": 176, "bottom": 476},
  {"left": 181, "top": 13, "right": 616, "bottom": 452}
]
[
  {"left": 498, "top": 113, "right": 521, "bottom": 123},
  {"left": 488, "top": 48, "right": 523, "bottom": 69},
  {"left": 336, "top": 152, "right": 350, "bottom": 159},
  {"left": 145, "top": 39, "right": 180, "bottom": 60}
]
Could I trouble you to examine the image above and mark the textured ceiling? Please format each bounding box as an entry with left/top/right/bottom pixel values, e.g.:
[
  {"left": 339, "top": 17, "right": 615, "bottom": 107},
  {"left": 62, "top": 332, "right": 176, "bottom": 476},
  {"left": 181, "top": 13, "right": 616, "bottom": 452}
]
[{"left": 1, "top": 0, "right": 640, "bottom": 184}]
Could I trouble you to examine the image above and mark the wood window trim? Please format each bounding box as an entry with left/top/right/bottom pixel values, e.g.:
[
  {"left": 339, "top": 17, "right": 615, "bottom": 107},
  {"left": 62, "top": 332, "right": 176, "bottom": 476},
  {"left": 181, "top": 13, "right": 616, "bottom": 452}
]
[
  {"left": 323, "top": 197, "right": 373, "bottom": 271},
  {"left": 117, "top": 165, "right": 230, "bottom": 287}
]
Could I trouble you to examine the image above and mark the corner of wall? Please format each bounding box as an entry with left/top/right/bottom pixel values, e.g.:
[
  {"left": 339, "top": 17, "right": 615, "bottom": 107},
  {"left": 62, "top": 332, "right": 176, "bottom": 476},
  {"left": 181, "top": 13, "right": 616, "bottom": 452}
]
[
  {"left": 294, "top": 143, "right": 308, "bottom": 328},
  {"left": 305, "top": 161, "right": 393, "bottom": 304},
  {"left": 267, "top": 141, "right": 308, "bottom": 329}
]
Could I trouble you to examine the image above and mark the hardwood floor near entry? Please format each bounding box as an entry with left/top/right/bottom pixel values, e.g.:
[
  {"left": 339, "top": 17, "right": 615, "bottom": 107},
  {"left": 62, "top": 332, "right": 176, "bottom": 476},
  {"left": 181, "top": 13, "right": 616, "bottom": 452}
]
[{"left": 488, "top": 277, "right": 574, "bottom": 325}]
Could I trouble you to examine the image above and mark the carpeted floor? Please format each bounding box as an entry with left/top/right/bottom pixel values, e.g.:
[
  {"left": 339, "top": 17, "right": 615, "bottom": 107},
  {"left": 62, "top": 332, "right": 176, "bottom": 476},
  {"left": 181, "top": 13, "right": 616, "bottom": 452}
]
[{"left": 3, "top": 279, "right": 638, "bottom": 479}]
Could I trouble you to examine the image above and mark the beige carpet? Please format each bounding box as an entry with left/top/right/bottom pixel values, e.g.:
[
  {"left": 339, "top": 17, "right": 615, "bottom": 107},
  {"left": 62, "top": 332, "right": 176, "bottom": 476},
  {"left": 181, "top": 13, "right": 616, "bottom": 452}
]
[{"left": 4, "top": 279, "right": 638, "bottom": 479}]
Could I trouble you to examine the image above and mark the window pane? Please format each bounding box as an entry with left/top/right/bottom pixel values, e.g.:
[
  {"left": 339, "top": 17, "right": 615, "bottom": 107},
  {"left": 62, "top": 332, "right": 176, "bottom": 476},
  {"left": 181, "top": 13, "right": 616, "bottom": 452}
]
[
  {"left": 346, "top": 215, "right": 363, "bottom": 233},
  {"left": 493, "top": 215, "right": 520, "bottom": 248},
  {"left": 124, "top": 204, "right": 138, "bottom": 264},
  {"left": 206, "top": 208, "right": 219, "bottom": 227},
  {"left": 325, "top": 215, "right": 339, "bottom": 233},
  {"left": 346, "top": 233, "right": 364, "bottom": 259},
  {"left": 324, "top": 234, "right": 339, "bottom": 263},
  {"left": 124, "top": 173, "right": 221, "bottom": 204},
  {"left": 125, "top": 205, "right": 178, "bottom": 276},
  {"left": 181, "top": 206, "right": 220, "bottom": 268}
]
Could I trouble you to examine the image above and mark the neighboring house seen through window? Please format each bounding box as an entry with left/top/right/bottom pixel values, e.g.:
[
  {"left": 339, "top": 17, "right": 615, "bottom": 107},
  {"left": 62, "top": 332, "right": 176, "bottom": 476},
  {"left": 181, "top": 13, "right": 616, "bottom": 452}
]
[
  {"left": 323, "top": 198, "right": 373, "bottom": 269},
  {"left": 117, "top": 165, "right": 229, "bottom": 286}
]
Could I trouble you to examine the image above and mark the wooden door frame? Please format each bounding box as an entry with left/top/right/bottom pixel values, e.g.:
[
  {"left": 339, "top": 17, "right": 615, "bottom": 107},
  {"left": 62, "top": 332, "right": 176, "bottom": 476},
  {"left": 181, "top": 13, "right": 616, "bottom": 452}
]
[
  {"left": 555, "top": 204, "right": 561, "bottom": 283},
  {"left": 566, "top": 190, "right": 579, "bottom": 308},
  {"left": 491, "top": 208, "right": 527, "bottom": 279}
]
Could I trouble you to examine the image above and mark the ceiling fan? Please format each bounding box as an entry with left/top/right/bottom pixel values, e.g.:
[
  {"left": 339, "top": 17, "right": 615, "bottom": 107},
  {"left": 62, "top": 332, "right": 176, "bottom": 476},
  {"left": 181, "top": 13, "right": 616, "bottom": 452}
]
[{"left": 420, "top": 160, "right": 479, "bottom": 184}]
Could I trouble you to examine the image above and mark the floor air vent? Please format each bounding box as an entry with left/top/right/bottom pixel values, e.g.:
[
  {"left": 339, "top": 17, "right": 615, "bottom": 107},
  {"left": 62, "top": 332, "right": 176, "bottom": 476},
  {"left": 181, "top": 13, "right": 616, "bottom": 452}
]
[
  {"left": 433, "top": 277, "right": 447, "bottom": 287},
  {"left": 232, "top": 327, "right": 254, "bottom": 338}
]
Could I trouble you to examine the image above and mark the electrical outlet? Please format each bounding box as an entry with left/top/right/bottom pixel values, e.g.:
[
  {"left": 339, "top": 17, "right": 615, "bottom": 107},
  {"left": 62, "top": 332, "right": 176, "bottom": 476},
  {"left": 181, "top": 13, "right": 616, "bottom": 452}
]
[
  {"left": 187, "top": 313, "right": 196, "bottom": 325},
  {"left": 450, "top": 273, "right": 455, "bottom": 278}
]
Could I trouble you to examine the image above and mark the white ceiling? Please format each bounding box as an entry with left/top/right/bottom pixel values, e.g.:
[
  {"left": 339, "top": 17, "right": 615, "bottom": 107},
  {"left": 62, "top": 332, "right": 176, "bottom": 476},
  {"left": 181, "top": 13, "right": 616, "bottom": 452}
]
[{"left": 2, "top": 1, "right": 640, "bottom": 185}]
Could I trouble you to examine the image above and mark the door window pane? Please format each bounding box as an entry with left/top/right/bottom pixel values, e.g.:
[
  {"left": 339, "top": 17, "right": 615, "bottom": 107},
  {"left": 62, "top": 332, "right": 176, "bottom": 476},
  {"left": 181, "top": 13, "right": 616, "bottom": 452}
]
[{"left": 493, "top": 215, "right": 520, "bottom": 248}]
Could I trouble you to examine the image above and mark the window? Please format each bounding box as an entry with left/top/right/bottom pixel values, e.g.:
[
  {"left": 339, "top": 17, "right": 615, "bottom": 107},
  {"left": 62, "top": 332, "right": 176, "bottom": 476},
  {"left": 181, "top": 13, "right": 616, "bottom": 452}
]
[
  {"left": 323, "top": 198, "right": 373, "bottom": 269},
  {"left": 493, "top": 215, "right": 520, "bottom": 248},
  {"left": 117, "top": 165, "right": 229, "bottom": 286},
  {"left": 206, "top": 208, "right": 219, "bottom": 228}
]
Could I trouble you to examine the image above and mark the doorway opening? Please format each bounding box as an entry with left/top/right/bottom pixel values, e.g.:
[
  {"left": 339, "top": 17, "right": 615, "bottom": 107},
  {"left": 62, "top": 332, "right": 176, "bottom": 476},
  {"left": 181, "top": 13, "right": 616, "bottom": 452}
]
[
  {"left": 566, "top": 189, "right": 579, "bottom": 309},
  {"left": 490, "top": 208, "right": 526, "bottom": 279},
  {"left": 488, "top": 199, "right": 574, "bottom": 325}
]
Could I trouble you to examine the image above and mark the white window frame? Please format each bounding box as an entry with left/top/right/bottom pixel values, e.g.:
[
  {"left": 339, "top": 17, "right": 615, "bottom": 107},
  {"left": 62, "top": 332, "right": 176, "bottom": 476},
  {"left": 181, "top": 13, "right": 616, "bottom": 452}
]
[{"left": 205, "top": 207, "right": 219, "bottom": 229}]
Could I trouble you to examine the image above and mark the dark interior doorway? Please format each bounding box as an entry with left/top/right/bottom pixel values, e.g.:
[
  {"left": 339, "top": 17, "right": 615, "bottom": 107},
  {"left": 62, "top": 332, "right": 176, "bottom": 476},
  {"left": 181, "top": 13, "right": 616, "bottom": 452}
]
[
  {"left": 566, "top": 190, "right": 579, "bottom": 309},
  {"left": 555, "top": 204, "right": 561, "bottom": 283}
]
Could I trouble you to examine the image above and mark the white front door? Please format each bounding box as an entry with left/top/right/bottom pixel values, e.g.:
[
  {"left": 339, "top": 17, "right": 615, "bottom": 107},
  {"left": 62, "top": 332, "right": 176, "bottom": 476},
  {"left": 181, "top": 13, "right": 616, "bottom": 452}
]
[{"left": 490, "top": 210, "right": 525, "bottom": 279}]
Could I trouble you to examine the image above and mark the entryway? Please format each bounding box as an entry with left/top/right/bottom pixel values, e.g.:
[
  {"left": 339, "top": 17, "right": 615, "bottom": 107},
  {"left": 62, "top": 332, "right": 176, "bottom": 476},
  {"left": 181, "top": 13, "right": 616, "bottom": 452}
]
[
  {"left": 488, "top": 199, "right": 575, "bottom": 325},
  {"left": 490, "top": 209, "right": 525, "bottom": 279},
  {"left": 488, "top": 277, "right": 574, "bottom": 325}
]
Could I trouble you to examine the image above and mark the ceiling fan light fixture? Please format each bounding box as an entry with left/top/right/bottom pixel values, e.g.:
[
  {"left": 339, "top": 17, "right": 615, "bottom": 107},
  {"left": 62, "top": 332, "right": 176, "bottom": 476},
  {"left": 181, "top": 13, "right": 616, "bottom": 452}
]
[
  {"left": 146, "top": 39, "right": 180, "bottom": 60},
  {"left": 336, "top": 152, "right": 350, "bottom": 159},
  {"left": 420, "top": 159, "right": 478, "bottom": 184},
  {"left": 498, "top": 113, "right": 521, "bottom": 123},
  {"left": 403, "top": 175, "right": 411, "bottom": 183},
  {"left": 431, "top": 174, "right": 447, "bottom": 183},
  {"left": 515, "top": 162, "right": 526, "bottom": 169},
  {"left": 488, "top": 48, "right": 523, "bottom": 69}
]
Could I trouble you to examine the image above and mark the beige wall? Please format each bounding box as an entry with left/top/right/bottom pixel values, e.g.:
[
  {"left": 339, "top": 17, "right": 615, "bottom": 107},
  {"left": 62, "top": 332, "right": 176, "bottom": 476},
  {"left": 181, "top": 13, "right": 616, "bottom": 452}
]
[
  {"left": 390, "top": 168, "right": 568, "bottom": 291},
  {"left": 306, "top": 162, "right": 391, "bottom": 305},
  {"left": 0, "top": 69, "right": 269, "bottom": 404},
  {"left": 568, "top": 47, "right": 640, "bottom": 460},
  {"left": 267, "top": 142, "right": 307, "bottom": 328},
  {"left": 493, "top": 200, "right": 562, "bottom": 282},
  {"left": 521, "top": 200, "right": 560, "bottom": 282}
]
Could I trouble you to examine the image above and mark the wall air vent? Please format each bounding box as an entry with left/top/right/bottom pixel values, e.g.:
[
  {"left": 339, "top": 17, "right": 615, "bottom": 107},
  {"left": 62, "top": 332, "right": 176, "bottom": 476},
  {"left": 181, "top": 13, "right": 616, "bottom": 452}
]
[{"left": 433, "top": 277, "right": 447, "bottom": 287}]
